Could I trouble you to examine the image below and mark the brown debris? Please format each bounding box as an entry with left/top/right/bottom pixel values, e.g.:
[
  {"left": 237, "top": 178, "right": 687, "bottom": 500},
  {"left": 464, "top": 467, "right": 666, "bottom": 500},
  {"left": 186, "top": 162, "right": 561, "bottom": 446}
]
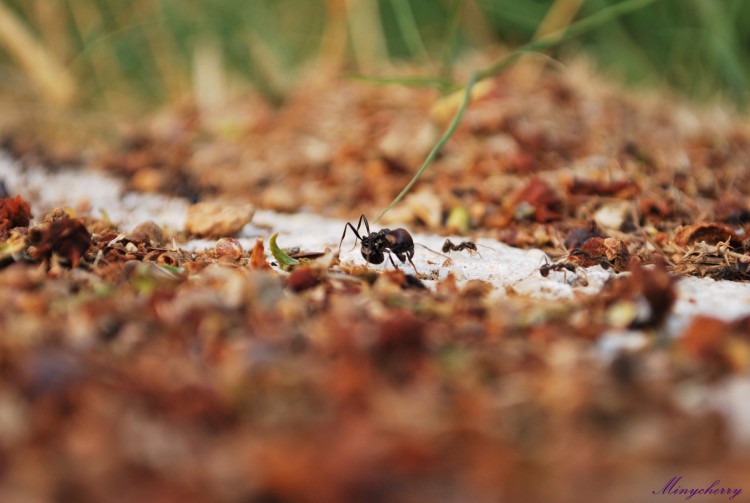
[
  {"left": 573, "top": 236, "right": 630, "bottom": 271},
  {"left": 714, "top": 198, "right": 750, "bottom": 224},
  {"left": 673, "top": 241, "right": 750, "bottom": 280},
  {"left": 680, "top": 316, "right": 750, "bottom": 375},
  {"left": 128, "top": 220, "right": 168, "bottom": 247},
  {"left": 508, "top": 177, "right": 563, "bottom": 223},
  {"left": 27, "top": 214, "right": 92, "bottom": 267},
  {"left": 285, "top": 266, "right": 322, "bottom": 292},
  {"left": 250, "top": 238, "right": 271, "bottom": 269},
  {"left": 4, "top": 62, "right": 750, "bottom": 503},
  {"left": 98, "top": 126, "right": 204, "bottom": 200},
  {"left": 672, "top": 222, "right": 741, "bottom": 247},
  {"left": 567, "top": 178, "right": 640, "bottom": 198},
  {"left": 638, "top": 196, "right": 674, "bottom": 221},
  {"left": 631, "top": 258, "right": 676, "bottom": 328},
  {"left": 373, "top": 308, "right": 426, "bottom": 372},
  {"left": 564, "top": 222, "right": 605, "bottom": 251},
  {"left": 0, "top": 194, "right": 32, "bottom": 235},
  {"left": 602, "top": 258, "right": 676, "bottom": 328}
]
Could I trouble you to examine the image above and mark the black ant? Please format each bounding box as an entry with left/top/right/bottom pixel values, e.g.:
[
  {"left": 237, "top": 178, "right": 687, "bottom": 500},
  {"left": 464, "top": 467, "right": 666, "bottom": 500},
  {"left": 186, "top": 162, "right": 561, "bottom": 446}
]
[
  {"left": 539, "top": 256, "right": 576, "bottom": 278},
  {"left": 538, "top": 256, "right": 589, "bottom": 286},
  {"left": 339, "top": 214, "right": 417, "bottom": 272},
  {"left": 442, "top": 239, "right": 481, "bottom": 257}
]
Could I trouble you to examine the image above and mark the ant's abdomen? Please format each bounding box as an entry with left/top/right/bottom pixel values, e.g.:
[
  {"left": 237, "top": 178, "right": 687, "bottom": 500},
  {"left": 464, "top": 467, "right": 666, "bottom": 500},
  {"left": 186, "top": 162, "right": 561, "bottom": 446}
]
[{"left": 386, "top": 229, "right": 413, "bottom": 250}]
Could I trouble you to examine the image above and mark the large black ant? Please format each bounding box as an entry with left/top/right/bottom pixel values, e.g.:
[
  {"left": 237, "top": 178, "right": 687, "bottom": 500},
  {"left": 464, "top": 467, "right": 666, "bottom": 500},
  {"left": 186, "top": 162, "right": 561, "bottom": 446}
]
[
  {"left": 442, "top": 239, "right": 480, "bottom": 256},
  {"left": 339, "top": 214, "right": 417, "bottom": 272}
]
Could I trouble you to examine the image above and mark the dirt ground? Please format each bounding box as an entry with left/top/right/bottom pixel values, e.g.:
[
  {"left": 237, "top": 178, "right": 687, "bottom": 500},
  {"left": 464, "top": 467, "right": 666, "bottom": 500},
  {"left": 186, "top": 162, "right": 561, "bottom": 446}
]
[{"left": 1, "top": 61, "right": 750, "bottom": 502}]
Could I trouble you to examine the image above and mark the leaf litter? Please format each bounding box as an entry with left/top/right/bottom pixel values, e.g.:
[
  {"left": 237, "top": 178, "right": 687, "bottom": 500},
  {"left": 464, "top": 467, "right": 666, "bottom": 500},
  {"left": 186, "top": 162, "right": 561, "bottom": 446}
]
[{"left": 1, "top": 63, "right": 750, "bottom": 502}]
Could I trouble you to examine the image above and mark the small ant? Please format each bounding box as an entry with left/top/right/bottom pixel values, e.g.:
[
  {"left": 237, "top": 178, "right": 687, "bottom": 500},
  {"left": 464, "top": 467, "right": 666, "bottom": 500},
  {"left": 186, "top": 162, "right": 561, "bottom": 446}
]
[
  {"left": 442, "top": 239, "right": 481, "bottom": 257},
  {"left": 538, "top": 256, "right": 588, "bottom": 286},
  {"left": 339, "top": 214, "right": 417, "bottom": 272},
  {"left": 539, "top": 257, "right": 576, "bottom": 278}
]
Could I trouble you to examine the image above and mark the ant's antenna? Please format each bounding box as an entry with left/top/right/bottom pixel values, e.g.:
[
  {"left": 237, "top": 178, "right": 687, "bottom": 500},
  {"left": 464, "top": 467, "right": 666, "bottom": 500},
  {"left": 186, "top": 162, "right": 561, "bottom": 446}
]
[{"left": 416, "top": 242, "right": 450, "bottom": 260}]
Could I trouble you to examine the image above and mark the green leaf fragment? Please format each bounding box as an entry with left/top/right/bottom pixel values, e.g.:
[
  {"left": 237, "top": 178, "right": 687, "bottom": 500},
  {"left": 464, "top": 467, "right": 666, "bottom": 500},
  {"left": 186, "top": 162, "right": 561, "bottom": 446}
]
[{"left": 269, "top": 233, "right": 300, "bottom": 271}]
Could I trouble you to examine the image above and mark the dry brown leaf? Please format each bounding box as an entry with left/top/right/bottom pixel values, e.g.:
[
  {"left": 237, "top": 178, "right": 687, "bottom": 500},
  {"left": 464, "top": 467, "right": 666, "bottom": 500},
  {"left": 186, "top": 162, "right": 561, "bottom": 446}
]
[{"left": 673, "top": 223, "right": 740, "bottom": 247}]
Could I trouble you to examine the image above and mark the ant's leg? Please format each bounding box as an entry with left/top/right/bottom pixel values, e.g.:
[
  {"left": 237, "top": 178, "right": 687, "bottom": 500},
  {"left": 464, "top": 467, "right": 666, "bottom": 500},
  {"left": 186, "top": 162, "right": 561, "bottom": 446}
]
[
  {"left": 408, "top": 257, "right": 418, "bottom": 275},
  {"left": 463, "top": 243, "right": 482, "bottom": 258},
  {"left": 415, "top": 242, "right": 450, "bottom": 260},
  {"left": 563, "top": 264, "right": 578, "bottom": 285},
  {"left": 353, "top": 214, "right": 370, "bottom": 247},
  {"left": 359, "top": 214, "right": 370, "bottom": 235},
  {"left": 339, "top": 222, "right": 362, "bottom": 252},
  {"left": 577, "top": 267, "right": 589, "bottom": 287},
  {"left": 386, "top": 251, "right": 399, "bottom": 269},
  {"left": 443, "top": 240, "right": 482, "bottom": 258},
  {"left": 399, "top": 249, "right": 419, "bottom": 275},
  {"left": 340, "top": 214, "right": 369, "bottom": 252}
]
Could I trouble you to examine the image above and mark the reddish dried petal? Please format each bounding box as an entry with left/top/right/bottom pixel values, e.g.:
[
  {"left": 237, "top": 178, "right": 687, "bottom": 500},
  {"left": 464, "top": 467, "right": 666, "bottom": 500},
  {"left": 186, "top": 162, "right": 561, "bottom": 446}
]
[
  {"left": 0, "top": 195, "right": 32, "bottom": 234},
  {"left": 510, "top": 178, "right": 563, "bottom": 223}
]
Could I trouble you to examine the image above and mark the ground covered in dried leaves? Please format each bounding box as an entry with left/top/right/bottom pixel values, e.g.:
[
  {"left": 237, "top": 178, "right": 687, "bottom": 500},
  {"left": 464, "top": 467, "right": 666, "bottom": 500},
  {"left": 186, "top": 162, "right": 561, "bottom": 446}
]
[{"left": 2, "top": 61, "right": 750, "bottom": 502}]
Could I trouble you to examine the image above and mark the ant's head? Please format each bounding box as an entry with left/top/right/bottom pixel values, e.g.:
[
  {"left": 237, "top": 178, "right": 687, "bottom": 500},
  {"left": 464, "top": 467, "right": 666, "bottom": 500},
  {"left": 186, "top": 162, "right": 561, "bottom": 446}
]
[{"left": 361, "top": 242, "right": 385, "bottom": 264}]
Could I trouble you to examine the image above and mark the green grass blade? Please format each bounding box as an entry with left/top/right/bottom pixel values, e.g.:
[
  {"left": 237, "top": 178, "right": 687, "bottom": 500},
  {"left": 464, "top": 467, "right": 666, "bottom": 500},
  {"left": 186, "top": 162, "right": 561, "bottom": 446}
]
[
  {"left": 270, "top": 233, "right": 300, "bottom": 271},
  {"left": 389, "top": 0, "right": 432, "bottom": 64},
  {"left": 441, "top": 0, "right": 462, "bottom": 82}
]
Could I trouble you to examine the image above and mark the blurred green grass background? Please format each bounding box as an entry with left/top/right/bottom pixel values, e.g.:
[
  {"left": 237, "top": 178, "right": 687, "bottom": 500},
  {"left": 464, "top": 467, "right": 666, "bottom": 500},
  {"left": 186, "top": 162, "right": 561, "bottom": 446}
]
[{"left": 0, "top": 0, "right": 748, "bottom": 115}]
